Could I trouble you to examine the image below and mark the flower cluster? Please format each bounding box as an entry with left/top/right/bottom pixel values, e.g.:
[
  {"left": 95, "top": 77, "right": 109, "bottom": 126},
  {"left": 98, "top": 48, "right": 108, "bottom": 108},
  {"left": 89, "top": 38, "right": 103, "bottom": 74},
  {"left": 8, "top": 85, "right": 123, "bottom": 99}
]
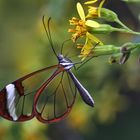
[
  {"left": 68, "top": 0, "right": 105, "bottom": 60},
  {"left": 68, "top": 0, "right": 140, "bottom": 62}
]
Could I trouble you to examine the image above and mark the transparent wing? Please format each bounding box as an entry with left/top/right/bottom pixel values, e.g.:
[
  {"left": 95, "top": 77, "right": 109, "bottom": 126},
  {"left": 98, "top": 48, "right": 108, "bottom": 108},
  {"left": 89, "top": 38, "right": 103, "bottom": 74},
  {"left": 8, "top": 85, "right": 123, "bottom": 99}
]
[
  {"left": 0, "top": 65, "right": 58, "bottom": 122},
  {"left": 34, "top": 70, "right": 77, "bottom": 123}
]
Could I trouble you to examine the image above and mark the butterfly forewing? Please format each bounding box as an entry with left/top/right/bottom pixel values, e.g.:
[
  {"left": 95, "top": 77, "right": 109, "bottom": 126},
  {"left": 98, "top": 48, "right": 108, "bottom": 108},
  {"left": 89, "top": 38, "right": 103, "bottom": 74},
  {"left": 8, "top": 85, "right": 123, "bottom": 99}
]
[
  {"left": 0, "top": 65, "right": 58, "bottom": 122},
  {"left": 34, "top": 71, "right": 77, "bottom": 123}
]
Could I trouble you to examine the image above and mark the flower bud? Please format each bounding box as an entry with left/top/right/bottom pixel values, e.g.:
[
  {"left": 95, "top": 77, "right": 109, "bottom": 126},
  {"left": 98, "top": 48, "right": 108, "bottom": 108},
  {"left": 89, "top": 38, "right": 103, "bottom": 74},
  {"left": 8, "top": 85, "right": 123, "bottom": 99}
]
[
  {"left": 119, "top": 47, "right": 131, "bottom": 64},
  {"left": 90, "top": 24, "right": 114, "bottom": 34},
  {"left": 109, "top": 55, "right": 119, "bottom": 64},
  {"left": 100, "top": 8, "right": 118, "bottom": 22}
]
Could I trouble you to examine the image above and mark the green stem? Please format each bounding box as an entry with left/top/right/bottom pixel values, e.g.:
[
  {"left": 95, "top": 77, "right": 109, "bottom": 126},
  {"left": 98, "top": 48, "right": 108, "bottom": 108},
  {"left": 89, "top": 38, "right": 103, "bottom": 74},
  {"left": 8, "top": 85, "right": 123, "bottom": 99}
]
[
  {"left": 112, "top": 27, "right": 140, "bottom": 35},
  {"left": 90, "top": 24, "right": 140, "bottom": 35},
  {"left": 92, "top": 43, "right": 140, "bottom": 57},
  {"left": 93, "top": 45, "right": 120, "bottom": 57},
  {"left": 116, "top": 20, "right": 131, "bottom": 31}
]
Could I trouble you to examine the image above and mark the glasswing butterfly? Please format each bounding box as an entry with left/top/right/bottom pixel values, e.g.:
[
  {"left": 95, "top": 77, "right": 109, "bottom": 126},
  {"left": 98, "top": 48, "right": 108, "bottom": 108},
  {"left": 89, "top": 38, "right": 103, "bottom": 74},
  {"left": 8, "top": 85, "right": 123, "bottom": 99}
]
[{"left": 0, "top": 16, "right": 94, "bottom": 123}]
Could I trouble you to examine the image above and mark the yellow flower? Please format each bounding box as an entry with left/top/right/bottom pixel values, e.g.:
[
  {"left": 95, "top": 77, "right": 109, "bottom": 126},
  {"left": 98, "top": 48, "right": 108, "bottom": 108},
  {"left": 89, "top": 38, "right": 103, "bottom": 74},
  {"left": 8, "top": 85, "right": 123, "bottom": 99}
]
[
  {"left": 68, "top": 2, "right": 103, "bottom": 60},
  {"left": 68, "top": 2, "right": 100, "bottom": 42},
  {"left": 86, "top": 6, "right": 98, "bottom": 18},
  {"left": 79, "top": 32, "right": 103, "bottom": 60},
  {"left": 68, "top": 17, "right": 87, "bottom": 42},
  {"left": 79, "top": 38, "right": 93, "bottom": 60},
  {"left": 86, "top": 0, "right": 106, "bottom": 18}
]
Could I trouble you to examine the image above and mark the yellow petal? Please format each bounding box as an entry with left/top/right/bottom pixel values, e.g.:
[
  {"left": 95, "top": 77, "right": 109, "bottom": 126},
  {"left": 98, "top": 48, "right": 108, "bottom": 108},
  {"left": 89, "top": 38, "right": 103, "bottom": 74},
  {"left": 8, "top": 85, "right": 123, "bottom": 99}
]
[
  {"left": 77, "top": 2, "right": 85, "bottom": 21},
  {"left": 85, "top": 20, "right": 100, "bottom": 28},
  {"left": 86, "top": 32, "right": 103, "bottom": 45},
  {"left": 85, "top": 0, "right": 98, "bottom": 4},
  {"left": 79, "top": 54, "right": 86, "bottom": 61},
  {"left": 98, "top": 0, "right": 105, "bottom": 17}
]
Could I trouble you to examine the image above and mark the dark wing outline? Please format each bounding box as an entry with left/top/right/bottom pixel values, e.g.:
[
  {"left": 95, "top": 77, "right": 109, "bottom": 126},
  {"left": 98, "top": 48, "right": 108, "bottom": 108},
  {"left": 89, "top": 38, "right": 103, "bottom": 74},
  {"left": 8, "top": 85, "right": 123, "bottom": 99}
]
[
  {"left": 34, "top": 68, "right": 77, "bottom": 123},
  {"left": 0, "top": 65, "right": 58, "bottom": 122}
]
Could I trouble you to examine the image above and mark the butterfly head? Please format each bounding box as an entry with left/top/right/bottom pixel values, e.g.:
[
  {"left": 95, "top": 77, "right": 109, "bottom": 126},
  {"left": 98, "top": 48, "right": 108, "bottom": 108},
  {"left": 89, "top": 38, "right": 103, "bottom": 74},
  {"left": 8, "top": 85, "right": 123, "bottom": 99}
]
[{"left": 57, "top": 54, "right": 74, "bottom": 70}]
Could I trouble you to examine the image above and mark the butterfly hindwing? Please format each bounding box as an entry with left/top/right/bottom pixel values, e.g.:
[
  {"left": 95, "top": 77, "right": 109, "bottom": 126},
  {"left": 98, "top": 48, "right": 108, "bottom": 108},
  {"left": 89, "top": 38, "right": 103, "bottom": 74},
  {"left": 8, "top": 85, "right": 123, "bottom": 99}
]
[{"left": 34, "top": 69, "right": 77, "bottom": 123}]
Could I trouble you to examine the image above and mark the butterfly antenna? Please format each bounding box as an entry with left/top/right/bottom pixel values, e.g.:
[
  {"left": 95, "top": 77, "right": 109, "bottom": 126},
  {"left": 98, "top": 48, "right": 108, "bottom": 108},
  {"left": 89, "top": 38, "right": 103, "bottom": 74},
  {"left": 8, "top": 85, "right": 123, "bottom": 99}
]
[
  {"left": 42, "top": 16, "right": 57, "bottom": 57},
  {"left": 64, "top": 41, "right": 77, "bottom": 58},
  {"left": 60, "top": 39, "right": 71, "bottom": 54}
]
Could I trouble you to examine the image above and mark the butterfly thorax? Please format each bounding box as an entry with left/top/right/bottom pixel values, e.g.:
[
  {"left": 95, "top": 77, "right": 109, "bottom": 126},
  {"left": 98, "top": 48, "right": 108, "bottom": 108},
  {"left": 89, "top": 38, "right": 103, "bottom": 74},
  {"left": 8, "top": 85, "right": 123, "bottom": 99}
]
[{"left": 57, "top": 54, "right": 74, "bottom": 70}]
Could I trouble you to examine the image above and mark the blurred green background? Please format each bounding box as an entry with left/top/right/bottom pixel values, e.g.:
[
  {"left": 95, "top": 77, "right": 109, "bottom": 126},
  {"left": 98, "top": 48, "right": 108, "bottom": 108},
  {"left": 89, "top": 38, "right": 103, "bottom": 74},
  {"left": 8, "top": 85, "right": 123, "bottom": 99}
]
[{"left": 0, "top": 0, "right": 140, "bottom": 140}]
